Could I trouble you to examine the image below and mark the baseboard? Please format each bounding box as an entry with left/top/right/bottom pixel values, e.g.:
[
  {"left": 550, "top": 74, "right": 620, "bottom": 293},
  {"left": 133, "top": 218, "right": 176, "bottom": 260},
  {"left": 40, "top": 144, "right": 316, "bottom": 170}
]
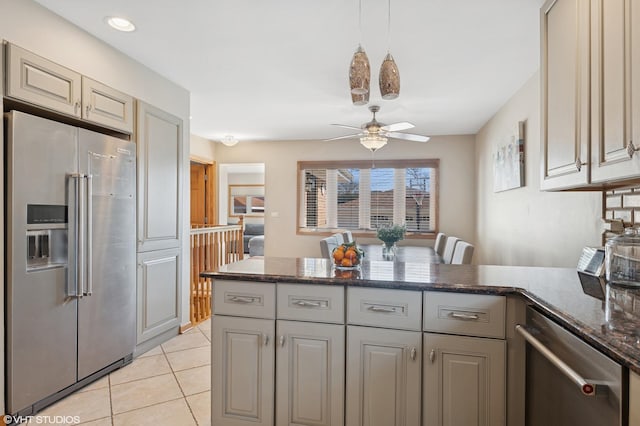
[{"left": 180, "top": 323, "right": 194, "bottom": 334}]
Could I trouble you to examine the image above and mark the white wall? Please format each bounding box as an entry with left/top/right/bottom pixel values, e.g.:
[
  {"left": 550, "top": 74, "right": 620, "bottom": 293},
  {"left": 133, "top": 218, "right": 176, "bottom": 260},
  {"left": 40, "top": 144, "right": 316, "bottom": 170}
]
[
  {"left": 215, "top": 136, "right": 476, "bottom": 258},
  {"left": 190, "top": 134, "right": 216, "bottom": 162},
  {"left": 1, "top": 0, "right": 192, "bottom": 327},
  {"left": 475, "top": 71, "right": 602, "bottom": 267}
]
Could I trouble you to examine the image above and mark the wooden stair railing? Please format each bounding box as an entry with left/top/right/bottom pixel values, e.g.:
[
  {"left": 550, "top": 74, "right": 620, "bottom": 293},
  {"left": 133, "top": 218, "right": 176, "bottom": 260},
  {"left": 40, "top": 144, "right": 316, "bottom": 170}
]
[{"left": 190, "top": 222, "right": 244, "bottom": 324}]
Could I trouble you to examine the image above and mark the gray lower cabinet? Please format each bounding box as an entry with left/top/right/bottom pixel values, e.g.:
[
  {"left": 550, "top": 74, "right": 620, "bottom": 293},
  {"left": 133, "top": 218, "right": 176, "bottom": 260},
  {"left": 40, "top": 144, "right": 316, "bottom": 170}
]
[
  {"left": 212, "top": 316, "right": 275, "bottom": 426},
  {"left": 422, "top": 333, "right": 506, "bottom": 426},
  {"left": 346, "top": 325, "right": 422, "bottom": 426},
  {"left": 276, "top": 320, "right": 344, "bottom": 426},
  {"left": 136, "top": 248, "right": 181, "bottom": 344}
]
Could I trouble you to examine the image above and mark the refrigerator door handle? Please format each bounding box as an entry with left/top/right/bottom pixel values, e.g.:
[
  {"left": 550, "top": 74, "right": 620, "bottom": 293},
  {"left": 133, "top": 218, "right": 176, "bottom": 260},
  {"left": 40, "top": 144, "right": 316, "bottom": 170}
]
[
  {"left": 85, "top": 174, "right": 93, "bottom": 296},
  {"left": 67, "top": 174, "right": 79, "bottom": 298},
  {"left": 77, "top": 173, "right": 86, "bottom": 298}
]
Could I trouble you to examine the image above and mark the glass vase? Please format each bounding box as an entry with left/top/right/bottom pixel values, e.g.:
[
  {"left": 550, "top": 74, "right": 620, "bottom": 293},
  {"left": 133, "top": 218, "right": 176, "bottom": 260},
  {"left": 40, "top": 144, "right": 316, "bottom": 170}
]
[{"left": 382, "top": 242, "right": 397, "bottom": 259}]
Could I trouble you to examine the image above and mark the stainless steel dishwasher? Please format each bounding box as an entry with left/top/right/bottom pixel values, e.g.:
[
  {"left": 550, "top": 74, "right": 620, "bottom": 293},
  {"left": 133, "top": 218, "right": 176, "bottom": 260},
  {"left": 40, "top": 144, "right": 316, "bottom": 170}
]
[{"left": 516, "top": 307, "right": 626, "bottom": 426}]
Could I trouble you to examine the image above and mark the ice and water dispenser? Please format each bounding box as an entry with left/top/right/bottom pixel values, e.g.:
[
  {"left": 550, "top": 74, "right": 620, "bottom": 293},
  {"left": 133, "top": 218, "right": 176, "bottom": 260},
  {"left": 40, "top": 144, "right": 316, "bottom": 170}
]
[{"left": 26, "top": 204, "right": 67, "bottom": 270}]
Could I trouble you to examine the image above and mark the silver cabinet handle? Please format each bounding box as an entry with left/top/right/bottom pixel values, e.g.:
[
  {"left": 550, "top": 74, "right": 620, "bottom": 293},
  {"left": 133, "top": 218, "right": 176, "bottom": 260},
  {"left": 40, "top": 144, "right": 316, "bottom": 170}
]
[
  {"left": 85, "top": 174, "right": 93, "bottom": 296},
  {"left": 293, "top": 299, "right": 322, "bottom": 308},
  {"left": 86, "top": 104, "right": 92, "bottom": 117},
  {"left": 627, "top": 140, "right": 639, "bottom": 158},
  {"left": 449, "top": 312, "right": 480, "bottom": 321},
  {"left": 367, "top": 305, "right": 397, "bottom": 313},
  {"left": 74, "top": 101, "right": 81, "bottom": 115},
  {"left": 279, "top": 335, "right": 285, "bottom": 347},
  {"left": 516, "top": 324, "right": 602, "bottom": 396},
  {"left": 410, "top": 347, "right": 417, "bottom": 360},
  {"left": 429, "top": 349, "right": 436, "bottom": 363},
  {"left": 263, "top": 334, "right": 270, "bottom": 346},
  {"left": 229, "top": 296, "right": 257, "bottom": 304}
]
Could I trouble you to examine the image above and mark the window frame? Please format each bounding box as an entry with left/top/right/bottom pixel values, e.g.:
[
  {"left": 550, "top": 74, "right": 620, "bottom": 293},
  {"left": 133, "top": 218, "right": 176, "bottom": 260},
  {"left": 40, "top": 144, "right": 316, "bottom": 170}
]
[{"left": 296, "top": 159, "right": 439, "bottom": 239}]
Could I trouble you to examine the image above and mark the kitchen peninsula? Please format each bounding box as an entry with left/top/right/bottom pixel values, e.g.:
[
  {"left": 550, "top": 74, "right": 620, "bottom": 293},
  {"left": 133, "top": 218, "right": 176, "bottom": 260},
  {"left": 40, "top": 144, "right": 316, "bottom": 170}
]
[{"left": 204, "top": 256, "right": 640, "bottom": 426}]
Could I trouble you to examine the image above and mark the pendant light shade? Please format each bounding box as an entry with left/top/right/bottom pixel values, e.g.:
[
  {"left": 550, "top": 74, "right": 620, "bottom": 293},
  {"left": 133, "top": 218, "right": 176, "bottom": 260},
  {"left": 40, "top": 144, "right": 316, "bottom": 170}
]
[
  {"left": 360, "top": 135, "right": 388, "bottom": 152},
  {"left": 379, "top": 53, "right": 400, "bottom": 99},
  {"left": 349, "top": 45, "right": 371, "bottom": 97},
  {"left": 351, "top": 90, "right": 369, "bottom": 106}
]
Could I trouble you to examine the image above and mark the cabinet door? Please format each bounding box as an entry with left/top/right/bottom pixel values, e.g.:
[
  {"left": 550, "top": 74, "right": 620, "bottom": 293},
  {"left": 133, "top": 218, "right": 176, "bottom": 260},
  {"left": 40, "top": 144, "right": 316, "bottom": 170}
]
[
  {"left": 346, "top": 325, "right": 421, "bottom": 426},
  {"left": 631, "top": 371, "right": 640, "bottom": 426},
  {"left": 423, "top": 333, "right": 506, "bottom": 426},
  {"left": 540, "top": 0, "right": 591, "bottom": 190},
  {"left": 136, "top": 102, "right": 183, "bottom": 252},
  {"left": 213, "top": 316, "right": 275, "bottom": 426},
  {"left": 136, "top": 248, "right": 181, "bottom": 344},
  {"left": 5, "top": 43, "right": 82, "bottom": 117},
  {"left": 276, "top": 321, "right": 344, "bottom": 426},
  {"left": 590, "top": 0, "right": 640, "bottom": 182},
  {"left": 82, "top": 76, "right": 134, "bottom": 133}
]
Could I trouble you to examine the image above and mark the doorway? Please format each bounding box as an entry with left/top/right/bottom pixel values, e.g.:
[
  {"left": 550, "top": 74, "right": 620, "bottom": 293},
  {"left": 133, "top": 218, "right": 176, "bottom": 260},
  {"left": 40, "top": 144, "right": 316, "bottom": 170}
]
[{"left": 190, "top": 160, "right": 217, "bottom": 226}]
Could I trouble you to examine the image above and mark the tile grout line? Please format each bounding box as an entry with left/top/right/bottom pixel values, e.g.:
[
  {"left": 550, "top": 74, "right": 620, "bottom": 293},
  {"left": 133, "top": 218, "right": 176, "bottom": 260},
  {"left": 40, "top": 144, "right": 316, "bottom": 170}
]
[{"left": 163, "top": 339, "right": 200, "bottom": 425}]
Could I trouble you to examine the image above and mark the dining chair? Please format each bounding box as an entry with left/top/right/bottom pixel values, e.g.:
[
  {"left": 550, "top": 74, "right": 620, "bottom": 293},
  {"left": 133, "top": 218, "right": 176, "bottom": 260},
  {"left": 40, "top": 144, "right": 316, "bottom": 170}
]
[
  {"left": 434, "top": 232, "right": 447, "bottom": 257},
  {"left": 451, "top": 241, "right": 474, "bottom": 264},
  {"left": 320, "top": 236, "right": 339, "bottom": 258},
  {"left": 334, "top": 233, "right": 345, "bottom": 246},
  {"left": 442, "top": 236, "right": 460, "bottom": 264},
  {"left": 342, "top": 230, "right": 354, "bottom": 243}
]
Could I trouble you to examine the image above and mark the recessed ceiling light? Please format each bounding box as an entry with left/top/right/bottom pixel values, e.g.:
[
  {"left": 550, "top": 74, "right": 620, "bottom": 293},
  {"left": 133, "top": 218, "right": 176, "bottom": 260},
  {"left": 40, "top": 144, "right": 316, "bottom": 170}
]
[{"left": 106, "top": 16, "right": 136, "bottom": 32}]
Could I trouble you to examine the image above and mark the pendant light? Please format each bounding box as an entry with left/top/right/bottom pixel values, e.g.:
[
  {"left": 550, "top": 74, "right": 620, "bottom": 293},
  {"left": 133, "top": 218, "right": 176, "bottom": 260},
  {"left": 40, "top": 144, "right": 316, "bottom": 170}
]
[
  {"left": 379, "top": 0, "right": 400, "bottom": 99},
  {"left": 349, "top": 0, "right": 370, "bottom": 101}
]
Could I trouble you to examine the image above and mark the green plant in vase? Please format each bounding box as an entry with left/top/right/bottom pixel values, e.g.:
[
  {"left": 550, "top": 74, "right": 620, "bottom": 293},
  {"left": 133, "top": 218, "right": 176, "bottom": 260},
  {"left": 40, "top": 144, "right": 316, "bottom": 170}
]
[{"left": 376, "top": 225, "right": 406, "bottom": 252}]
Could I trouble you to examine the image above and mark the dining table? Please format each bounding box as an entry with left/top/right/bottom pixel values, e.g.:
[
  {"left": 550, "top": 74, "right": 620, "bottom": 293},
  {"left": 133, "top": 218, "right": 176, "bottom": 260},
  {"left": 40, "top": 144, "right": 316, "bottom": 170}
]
[{"left": 356, "top": 244, "right": 443, "bottom": 264}]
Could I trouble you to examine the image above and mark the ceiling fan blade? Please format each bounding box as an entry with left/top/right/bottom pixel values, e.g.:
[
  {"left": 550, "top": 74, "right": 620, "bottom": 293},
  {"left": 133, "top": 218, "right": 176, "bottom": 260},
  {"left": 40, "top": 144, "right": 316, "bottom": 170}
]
[
  {"left": 331, "top": 124, "right": 363, "bottom": 131},
  {"left": 386, "top": 132, "right": 431, "bottom": 143},
  {"left": 324, "top": 134, "right": 361, "bottom": 141},
  {"left": 382, "top": 122, "right": 415, "bottom": 132}
]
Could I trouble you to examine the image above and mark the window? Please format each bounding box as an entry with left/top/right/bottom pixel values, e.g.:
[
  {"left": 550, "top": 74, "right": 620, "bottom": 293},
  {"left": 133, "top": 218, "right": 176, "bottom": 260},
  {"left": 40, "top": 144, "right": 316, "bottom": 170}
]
[{"left": 298, "top": 159, "right": 439, "bottom": 237}]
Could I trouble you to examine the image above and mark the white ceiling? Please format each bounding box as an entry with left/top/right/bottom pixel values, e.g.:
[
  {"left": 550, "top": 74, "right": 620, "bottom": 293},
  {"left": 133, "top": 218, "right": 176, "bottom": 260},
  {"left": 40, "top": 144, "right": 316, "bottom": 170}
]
[{"left": 34, "top": 0, "right": 544, "bottom": 143}]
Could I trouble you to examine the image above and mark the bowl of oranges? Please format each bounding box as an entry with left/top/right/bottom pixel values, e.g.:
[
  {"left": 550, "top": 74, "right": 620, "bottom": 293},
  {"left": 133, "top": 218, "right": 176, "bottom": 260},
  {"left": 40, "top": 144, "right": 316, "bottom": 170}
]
[{"left": 332, "top": 242, "right": 364, "bottom": 269}]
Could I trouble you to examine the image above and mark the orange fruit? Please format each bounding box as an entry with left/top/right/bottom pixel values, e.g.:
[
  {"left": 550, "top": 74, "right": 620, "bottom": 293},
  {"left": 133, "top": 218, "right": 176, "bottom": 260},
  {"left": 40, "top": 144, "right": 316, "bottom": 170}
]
[
  {"left": 341, "top": 258, "right": 353, "bottom": 267},
  {"left": 345, "top": 249, "right": 357, "bottom": 261},
  {"left": 333, "top": 249, "right": 344, "bottom": 263}
]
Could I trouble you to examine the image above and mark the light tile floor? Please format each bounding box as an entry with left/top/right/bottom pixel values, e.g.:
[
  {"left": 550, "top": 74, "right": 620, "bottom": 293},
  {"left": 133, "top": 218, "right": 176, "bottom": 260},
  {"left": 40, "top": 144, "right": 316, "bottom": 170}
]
[{"left": 37, "top": 319, "right": 212, "bottom": 426}]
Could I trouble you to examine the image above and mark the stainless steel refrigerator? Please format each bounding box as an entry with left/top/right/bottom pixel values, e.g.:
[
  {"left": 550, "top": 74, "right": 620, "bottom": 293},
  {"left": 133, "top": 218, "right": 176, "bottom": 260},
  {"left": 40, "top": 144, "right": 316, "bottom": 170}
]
[{"left": 5, "top": 111, "right": 136, "bottom": 415}]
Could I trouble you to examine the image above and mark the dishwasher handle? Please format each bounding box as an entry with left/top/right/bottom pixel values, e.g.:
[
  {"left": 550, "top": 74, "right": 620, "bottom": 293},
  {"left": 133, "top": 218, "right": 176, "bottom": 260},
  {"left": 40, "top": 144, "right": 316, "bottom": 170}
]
[{"left": 515, "top": 324, "right": 602, "bottom": 396}]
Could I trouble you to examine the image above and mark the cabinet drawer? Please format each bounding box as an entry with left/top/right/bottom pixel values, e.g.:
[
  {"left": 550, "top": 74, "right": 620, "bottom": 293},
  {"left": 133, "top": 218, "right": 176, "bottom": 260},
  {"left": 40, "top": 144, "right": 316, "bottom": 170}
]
[
  {"left": 423, "top": 292, "right": 506, "bottom": 339},
  {"left": 277, "top": 284, "right": 344, "bottom": 323},
  {"left": 347, "top": 287, "right": 422, "bottom": 331},
  {"left": 213, "top": 280, "right": 275, "bottom": 319}
]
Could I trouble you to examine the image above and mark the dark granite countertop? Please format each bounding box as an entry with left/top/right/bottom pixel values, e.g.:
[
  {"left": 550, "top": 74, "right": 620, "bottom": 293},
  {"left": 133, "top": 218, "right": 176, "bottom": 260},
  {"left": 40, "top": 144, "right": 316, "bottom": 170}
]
[{"left": 202, "top": 257, "right": 640, "bottom": 374}]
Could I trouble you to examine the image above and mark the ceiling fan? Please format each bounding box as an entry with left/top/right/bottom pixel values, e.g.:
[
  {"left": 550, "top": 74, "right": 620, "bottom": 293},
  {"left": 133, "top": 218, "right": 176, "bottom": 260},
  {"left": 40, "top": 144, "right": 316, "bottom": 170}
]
[{"left": 326, "top": 105, "right": 430, "bottom": 152}]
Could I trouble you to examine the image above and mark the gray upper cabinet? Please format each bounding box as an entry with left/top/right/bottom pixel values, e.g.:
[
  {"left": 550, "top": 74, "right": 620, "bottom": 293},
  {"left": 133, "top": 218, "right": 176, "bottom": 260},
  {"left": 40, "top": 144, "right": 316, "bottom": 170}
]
[
  {"left": 591, "top": 0, "right": 640, "bottom": 182},
  {"left": 540, "top": 0, "right": 591, "bottom": 190},
  {"left": 81, "top": 76, "right": 133, "bottom": 133},
  {"left": 5, "top": 43, "right": 134, "bottom": 133},
  {"left": 6, "top": 43, "right": 82, "bottom": 118},
  {"left": 136, "top": 101, "right": 183, "bottom": 252}
]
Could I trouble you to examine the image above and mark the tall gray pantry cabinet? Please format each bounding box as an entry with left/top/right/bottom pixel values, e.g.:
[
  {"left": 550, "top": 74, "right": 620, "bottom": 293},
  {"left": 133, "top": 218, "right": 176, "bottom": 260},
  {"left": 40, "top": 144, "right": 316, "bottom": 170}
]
[{"left": 135, "top": 102, "right": 184, "bottom": 354}]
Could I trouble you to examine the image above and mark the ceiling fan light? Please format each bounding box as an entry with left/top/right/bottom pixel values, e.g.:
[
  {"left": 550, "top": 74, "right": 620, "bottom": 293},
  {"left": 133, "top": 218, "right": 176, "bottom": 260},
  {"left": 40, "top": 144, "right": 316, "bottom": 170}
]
[
  {"left": 349, "top": 45, "right": 371, "bottom": 96},
  {"left": 360, "top": 135, "right": 388, "bottom": 152},
  {"left": 220, "top": 135, "right": 239, "bottom": 146},
  {"left": 379, "top": 53, "right": 400, "bottom": 100}
]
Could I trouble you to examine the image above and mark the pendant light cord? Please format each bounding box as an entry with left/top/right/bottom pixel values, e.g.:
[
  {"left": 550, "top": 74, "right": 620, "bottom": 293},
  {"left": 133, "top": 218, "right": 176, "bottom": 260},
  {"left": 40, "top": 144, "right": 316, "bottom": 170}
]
[
  {"left": 359, "top": 0, "right": 363, "bottom": 45},
  {"left": 387, "top": 0, "right": 391, "bottom": 52}
]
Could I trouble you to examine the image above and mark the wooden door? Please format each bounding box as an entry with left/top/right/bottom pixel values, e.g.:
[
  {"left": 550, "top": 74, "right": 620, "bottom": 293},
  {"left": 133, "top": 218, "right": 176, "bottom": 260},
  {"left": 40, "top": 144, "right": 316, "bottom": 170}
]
[
  {"left": 191, "top": 162, "right": 206, "bottom": 225},
  {"left": 276, "top": 320, "right": 344, "bottom": 426},
  {"left": 422, "top": 333, "right": 506, "bottom": 426},
  {"left": 213, "top": 316, "right": 275, "bottom": 426},
  {"left": 346, "top": 325, "right": 421, "bottom": 426},
  {"left": 540, "top": 0, "right": 591, "bottom": 190}
]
